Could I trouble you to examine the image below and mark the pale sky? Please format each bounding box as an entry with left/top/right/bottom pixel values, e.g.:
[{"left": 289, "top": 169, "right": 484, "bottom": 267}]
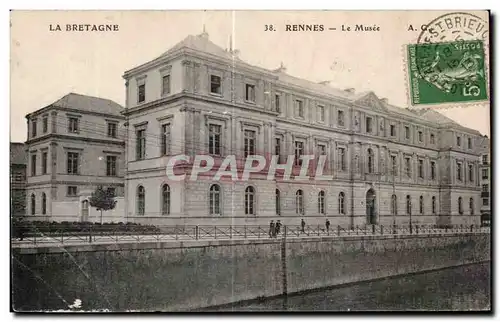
[{"left": 10, "top": 10, "right": 490, "bottom": 142}]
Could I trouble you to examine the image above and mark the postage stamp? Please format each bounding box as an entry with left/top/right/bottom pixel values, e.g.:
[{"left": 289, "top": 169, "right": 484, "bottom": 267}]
[{"left": 407, "top": 39, "right": 487, "bottom": 105}]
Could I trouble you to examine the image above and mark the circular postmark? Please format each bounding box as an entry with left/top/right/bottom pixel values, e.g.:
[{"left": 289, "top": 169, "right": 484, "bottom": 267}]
[{"left": 418, "top": 12, "right": 488, "bottom": 44}]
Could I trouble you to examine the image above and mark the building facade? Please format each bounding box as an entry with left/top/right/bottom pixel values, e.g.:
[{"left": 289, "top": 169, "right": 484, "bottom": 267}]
[
  {"left": 122, "top": 32, "right": 482, "bottom": 227},
  {"left": 24, "top": 93, "right": 126, "bottom": 222},
  {"left": 10, "top": 142, "right": 27, "bottom": 216},
  {"left": 479, "top": 136, "right": 490, "bottom": 225}
]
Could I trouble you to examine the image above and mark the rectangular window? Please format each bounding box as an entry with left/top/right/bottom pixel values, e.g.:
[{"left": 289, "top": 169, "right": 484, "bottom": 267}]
[
  {"left": 430, "top": 133, "right": 435, "bottom": 144},
  {"left": 405, "top": 126, "right": 410, "bottom": 139},
  {"left": 338, "top": 147, "right": 346, "bottom": 171},
  {"left": 418, "top": 159, "right": 424, "bottom": 178},
  {"left": 457, "top": 162, "right": 462, "bottom": 181},
  {"left": 468, "top": 164, "right": 474, "bottom": 182},
  {"left": 68, "top": 117, "right": 79, "bottom": 133},
  {"left": 405, "top": 157, "right": 411, "bottom": 177},
  {"left": 162, "top": 74, "right": 171, "bottom": 96},
  {"left": 391, "top": 155, "right": 398, "bottom": 176},
  {"left": 482, "top": 155, "right": 488, "bottom": 164},
  {"left": 31, "top": 154, "right": 37, "bottom": 176},
  {"left": 318, "top": 105, "right": 325, "bottom": 122},
  {"left": 468, "top": 137, "right": 472, "bottom": 149},
  {"left": 106, "top": 155, "right": 117, "bottom": 176},
  {"left": 275, "top": 94, "right": 281, "bottom": 113},
  {"left": 161, "top": 124, "right": 170, "bottom": 156},
  {"left": 482, "top": 169, "right": 488, "bottom": 179},
  {"left": 67, "top": 152, "right": 79, "bottom": 174},
  {"left": 138, "top": 84, "right": 146, "bottom": 103},
  {"left": 42, "top": 152, "right": 47, "bottom": 175},
  {"left": 67, "top": 186, "right": 77, "bottom": 197},
  {"left": 245, "top": 84, "right": 255, "bottom": 102},
  {"left": 482, "top": 184, "right": 489, "bottom": 192},
  {"left": 483, "top": 198, "right": 489, "bottom": 206},
  {"left": 318, "top": 144, "right": 326, "bottom": 156},
  {"left": 275, "top": 137, "right": 281, "bottom": 163},
  {"left": 244, "top": 130, "right": 256, "bottom": 157},
  {"left": 294, "top": 141, "right": 304, "bottom": 166},
  {"left": 42, "top": 117, "right": 48, "bottom": 133},
  {"left": 390, "top": 125, "right": 396, "bottom": 137},
  {"left": 294, "top": 100, "right": 304, "bottom": 118},
  {"left": 457, "top": 136, "right": 461, "bottom": 146},
  {"left": 366, "top": 117, "right": 372, "bottom": 133},
  {"left": 210, "top": 75, "right": 222, "bottom": 94},
  {"left": 209, "top": 124, "right": 221, "bottom": 156},
  {"left": 431, "top": 161, "right": 436, "bottom": 180},
  {"left": 136, "top": 129, "right": 146, "bottom": 160},
  {"left": 418, "top": 131, "right": 423, "bottom": 142},
  {"left": 338, "top": 110, "right": 345, "bottom": 127},
  {"left": 107, "top": 122, "right": 117, "bottom": 138},
  {"left": 32, "top": 120, "right": 37, "bottom": 138}
]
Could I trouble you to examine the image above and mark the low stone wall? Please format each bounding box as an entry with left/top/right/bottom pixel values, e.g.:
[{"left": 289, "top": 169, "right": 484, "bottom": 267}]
[{"left": 11, "top": 233, "right": 490, "bottom": 312}]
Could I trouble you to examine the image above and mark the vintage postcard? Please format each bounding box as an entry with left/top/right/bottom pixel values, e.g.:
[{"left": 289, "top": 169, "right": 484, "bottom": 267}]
[{"left": 10, "top": 10, "right": 491, "bottom": 312}]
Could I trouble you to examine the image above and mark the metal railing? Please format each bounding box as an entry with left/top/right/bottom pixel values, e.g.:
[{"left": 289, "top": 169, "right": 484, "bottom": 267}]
[{"left": 10, "top": 223, "right": 490, "bottom": 247}]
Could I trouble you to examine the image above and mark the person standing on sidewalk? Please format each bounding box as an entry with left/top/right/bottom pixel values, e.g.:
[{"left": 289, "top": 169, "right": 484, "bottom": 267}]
[
  {"left": 269, "top": 220, "right": 275, "bottom": 238},
  {"left": 301, "top": 218, "right": 306, "bottom": 234},
  {"left": 275, "top": 220, "right": 282, "bottom": 237},
  {"left": 326, "top": 219, "right": 331, "bottom": 234}
]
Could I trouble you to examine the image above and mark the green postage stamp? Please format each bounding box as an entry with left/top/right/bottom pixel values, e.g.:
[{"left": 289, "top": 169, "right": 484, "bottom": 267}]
[{"left": 407, "top": 40, "right": 488, "bottom": 105}]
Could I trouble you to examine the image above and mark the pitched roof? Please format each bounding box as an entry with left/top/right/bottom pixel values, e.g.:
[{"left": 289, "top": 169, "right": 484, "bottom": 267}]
[
  {"left": 10, "top": 142, "right": 26, "bottom": 165},
  {"left": 159, "top": 33, "right": 238, "bottom": 61},
  {"left": 51, "top": 93, "right": 124, "bottom": 116}
]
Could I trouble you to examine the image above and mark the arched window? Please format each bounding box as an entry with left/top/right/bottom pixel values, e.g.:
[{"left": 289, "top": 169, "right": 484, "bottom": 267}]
[
  {"left": 41, "top": 193, "right": 47, "bottom": 215},
  {"left": 296, "top": 190, "right": 304, "bottom": 215},
  {"left": 469, "top": 197, "right": 474, "bottom": 215},
  {"left": 137, "top": 185, "right": 145, "bottom": 216},
  {"left": 245, "top": 186, "right": 255, "bottom": 215},
  {"left": 30, "top": 193, "right": 35, "bottom": 215},
  {"left": 367, "top": 148, "right": 374, "bottom": 174},
  {"left": 406, "top": 195, "right": 412, "bottom": 215},
  {"left": 419, "top": 196, "right": 424, "bottom": 214},
  {"left": 458, "top": 197, "right": 463, "bottom": 214},
  {"left": 318, "top": 191, "right": 325, "bottom": 215},
  {"left": 391, "top": 194, "right": 397, "bottom": 215},
  {"left": 339, "top": 192, "right": 345, "bottom": 215},
  {"left": 275, "top": 189, "right": 281, "bottom": 215},
  {"left": 161, "top": 184, "right": 170, "bottom": 215},
  {"left": 209, "top": 184, "right": 221, "bottom": 216},
  {"left": 432, "top": 196, "right": 436, "bottom": 214}
]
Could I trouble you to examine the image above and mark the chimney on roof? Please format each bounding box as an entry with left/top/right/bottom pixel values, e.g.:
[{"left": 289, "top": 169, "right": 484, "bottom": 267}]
[
  {"left": 344, "top": 88, "right": 355, "bottom": 94},
  {"left": 318, "top": 81, "right": 330, "bottom": 85},
  {"left": 200, "top": 31, "right": 209, "bottom": 39}
]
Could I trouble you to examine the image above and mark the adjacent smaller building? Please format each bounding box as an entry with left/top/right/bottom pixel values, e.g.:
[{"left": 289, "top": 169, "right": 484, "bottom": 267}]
[
  {"left": 479, "top": 136, "right": 490, "bottom": 225},
  {"left": 10, "top": 142, "right": 27, "bottom": 216},
  {"left": 24, "top": 93, "right": 126, "bottom": 222}
]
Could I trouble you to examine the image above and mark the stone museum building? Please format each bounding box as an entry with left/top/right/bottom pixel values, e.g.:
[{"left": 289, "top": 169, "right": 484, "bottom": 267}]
[
  {"left": 122, "top": 31, "right": 483, "bottom": 227},
  {"left": 24, "top": 93, "right": 126, "bottom": 222}
]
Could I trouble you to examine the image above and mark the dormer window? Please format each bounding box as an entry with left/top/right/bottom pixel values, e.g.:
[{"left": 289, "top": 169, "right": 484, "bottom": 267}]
[{"left": 210, "top": 75, "right": 222, "bottom": 95}]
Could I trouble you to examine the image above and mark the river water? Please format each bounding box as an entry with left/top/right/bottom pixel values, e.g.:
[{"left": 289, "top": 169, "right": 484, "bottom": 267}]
[{"left": 210, "top": 262, "right": 491, "bottom": 311}]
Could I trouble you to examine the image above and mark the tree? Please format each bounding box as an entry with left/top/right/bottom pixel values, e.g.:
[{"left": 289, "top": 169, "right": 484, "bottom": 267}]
[{"left": 88, "top": 186, "right": 117, "bottom": 224}]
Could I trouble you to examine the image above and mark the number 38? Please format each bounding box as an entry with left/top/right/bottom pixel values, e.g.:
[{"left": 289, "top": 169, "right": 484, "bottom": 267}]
[{"left": 265, "top": 25, "right": 275, "bottom": 31}]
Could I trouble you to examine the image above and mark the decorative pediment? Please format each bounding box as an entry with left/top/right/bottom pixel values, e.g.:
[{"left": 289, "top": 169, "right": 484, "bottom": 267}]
[{"left": 353, "top": 91, "right": 388, "bottom": 112}]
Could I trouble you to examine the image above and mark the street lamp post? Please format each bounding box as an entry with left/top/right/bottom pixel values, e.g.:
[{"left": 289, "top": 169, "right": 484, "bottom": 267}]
[{"left": 392, "top": 163, "right": 396, "bottom": 234}]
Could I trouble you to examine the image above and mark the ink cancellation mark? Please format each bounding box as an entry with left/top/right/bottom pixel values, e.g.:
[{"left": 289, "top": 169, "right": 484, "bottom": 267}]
[{"left": 49, "top": 24, "right": 119, "bottom": 32}]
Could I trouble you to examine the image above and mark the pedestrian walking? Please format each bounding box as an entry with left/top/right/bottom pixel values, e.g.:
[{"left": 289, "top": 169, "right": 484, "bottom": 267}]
[
  {"left": 275, "top": 220, "right": 282, "bottom": 237},
  {"left": 269, "top": 220, "right": 275, "bottom": 238},
  {"left": 326, "top": 219, "right": 330, "bottom": 234},
  {"left": 301, "top": 218, "right": 306, "bottom": 234}
]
